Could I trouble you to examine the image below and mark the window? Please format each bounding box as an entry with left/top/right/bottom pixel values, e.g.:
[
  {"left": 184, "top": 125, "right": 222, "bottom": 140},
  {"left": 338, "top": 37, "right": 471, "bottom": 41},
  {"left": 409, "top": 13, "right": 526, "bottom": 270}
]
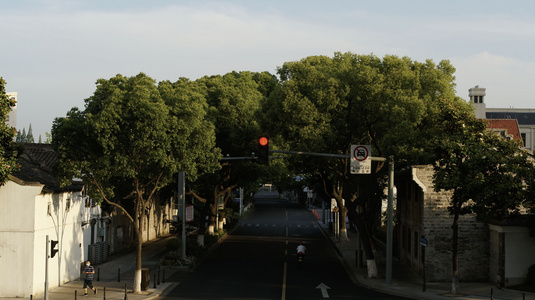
[
  {"left": 521, "top": 133, "right": 527, "bottom": 147},
  {"left": 407, "top": 228, "right": 411, "bottom": 253},
  {"left": 414, "top": 232, "right": 419, "bottom": 258},
  {"left": 66, "top": 198, "right": 71, "bottom": 212}
]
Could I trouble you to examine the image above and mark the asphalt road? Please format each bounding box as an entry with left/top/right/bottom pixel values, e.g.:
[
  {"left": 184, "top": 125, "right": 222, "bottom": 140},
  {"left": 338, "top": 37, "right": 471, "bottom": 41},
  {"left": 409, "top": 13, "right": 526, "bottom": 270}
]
[{"left": 162, "top": 198, "right": 411, "bottom": 300}]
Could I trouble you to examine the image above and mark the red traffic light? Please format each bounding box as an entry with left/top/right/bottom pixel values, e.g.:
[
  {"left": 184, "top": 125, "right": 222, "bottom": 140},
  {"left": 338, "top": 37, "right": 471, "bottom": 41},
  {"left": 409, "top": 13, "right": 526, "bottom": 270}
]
[{"left": 259, "top": 137, "right": 269, "bottom": 146}]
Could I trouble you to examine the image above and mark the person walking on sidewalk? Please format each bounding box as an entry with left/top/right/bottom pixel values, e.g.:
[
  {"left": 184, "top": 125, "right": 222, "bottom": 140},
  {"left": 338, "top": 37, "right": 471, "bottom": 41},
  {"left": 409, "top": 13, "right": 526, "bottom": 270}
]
[{"left": 82, "top": 260, "right": 97, "bottom": 296}]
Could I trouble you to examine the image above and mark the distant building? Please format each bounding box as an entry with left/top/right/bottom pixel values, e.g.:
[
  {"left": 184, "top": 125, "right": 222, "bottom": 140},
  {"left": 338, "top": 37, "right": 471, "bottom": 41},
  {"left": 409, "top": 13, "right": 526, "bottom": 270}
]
[
  {"left": 6, "top": 92, "right": 17, "bottom": 129},
  {"left": 484, "top": 119, "right": 522, "bottom": 142},
  {"left": 393, "top": 87, "right": 535, "bottom": 286},
  {"left": 471, "top": 86, "right": 535, "bottom": 151}
]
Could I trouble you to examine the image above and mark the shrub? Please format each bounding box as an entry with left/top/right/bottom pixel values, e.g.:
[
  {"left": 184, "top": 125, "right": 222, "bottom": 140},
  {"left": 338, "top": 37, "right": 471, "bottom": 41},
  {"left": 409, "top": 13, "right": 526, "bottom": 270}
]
[{"left": 165, "top": 238, "right": 181, "bottom": 252}]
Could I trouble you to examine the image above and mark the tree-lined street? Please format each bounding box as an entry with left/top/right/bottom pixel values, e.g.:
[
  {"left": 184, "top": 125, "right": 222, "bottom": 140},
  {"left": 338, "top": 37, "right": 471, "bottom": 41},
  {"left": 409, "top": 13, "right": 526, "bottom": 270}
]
[{"left": 164, "top": 197, "right": 411, "bottom": 300}]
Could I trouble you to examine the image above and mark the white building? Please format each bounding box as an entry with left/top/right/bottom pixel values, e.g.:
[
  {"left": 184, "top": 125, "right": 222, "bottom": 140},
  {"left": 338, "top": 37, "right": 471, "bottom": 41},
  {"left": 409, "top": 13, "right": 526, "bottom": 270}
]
[
  {"left": 470, "top": 85, "right": 535, "bottom": 152},
  {"left": 0, "top": 144, "right": 102, "bottom": 298}
]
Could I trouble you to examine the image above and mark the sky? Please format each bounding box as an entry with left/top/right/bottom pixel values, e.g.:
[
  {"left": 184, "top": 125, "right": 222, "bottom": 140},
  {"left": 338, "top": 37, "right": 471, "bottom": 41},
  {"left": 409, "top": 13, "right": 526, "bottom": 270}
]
[{"left": 2, "top": 0, "right": 535, "bottom": 140}]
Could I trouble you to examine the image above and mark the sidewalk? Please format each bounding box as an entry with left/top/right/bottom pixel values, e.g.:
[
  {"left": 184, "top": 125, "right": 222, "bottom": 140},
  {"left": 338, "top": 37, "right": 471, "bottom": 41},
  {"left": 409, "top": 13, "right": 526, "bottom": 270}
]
[
  {"left": 5, "top": 235, "right": 181, "bottom": 300},
  {"left": 315, "top": 215, "right": 535, "bottom": 300}
]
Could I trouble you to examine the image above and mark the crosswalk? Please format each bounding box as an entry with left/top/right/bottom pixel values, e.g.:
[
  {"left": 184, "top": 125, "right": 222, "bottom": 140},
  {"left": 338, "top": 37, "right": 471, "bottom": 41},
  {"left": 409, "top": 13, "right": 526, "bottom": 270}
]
[{"left": 239, "top": 222, "right": 318, "bottom": 229}]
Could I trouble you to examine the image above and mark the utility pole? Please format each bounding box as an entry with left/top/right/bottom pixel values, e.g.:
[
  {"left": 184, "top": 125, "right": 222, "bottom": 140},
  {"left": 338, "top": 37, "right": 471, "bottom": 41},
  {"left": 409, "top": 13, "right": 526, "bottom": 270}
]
[
  {"left": 44, "top": 235, "right": 49, "bottom": 300},
  {"left": 178, "top": 171, "right": 186, "bottom": 259},
  {"left": 386, "top": 156, "right": 394, "bottom": 284}
]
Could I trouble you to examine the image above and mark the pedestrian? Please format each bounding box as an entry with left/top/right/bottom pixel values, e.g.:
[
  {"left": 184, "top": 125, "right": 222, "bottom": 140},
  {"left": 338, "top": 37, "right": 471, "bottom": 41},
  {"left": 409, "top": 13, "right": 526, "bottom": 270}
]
[{"left": 82, "top": 260, "right": 97, "bottom": 296}]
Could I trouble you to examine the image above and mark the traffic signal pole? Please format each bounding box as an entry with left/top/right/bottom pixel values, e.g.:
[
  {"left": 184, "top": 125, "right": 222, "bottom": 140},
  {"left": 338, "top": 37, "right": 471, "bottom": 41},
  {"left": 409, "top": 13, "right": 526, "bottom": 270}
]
[
  {"left": 178, "top": 171, "right": 186, "bottom": 260},
  {"left": 44, "top": 235, "right": 49, "bottom": 300}
]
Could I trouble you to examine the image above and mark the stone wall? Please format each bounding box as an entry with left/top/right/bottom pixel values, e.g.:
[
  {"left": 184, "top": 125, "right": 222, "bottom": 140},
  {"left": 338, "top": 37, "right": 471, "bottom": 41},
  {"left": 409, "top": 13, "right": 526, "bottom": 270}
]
[{"left": 412, "top": 165, "right": 489, "bottom": 282}]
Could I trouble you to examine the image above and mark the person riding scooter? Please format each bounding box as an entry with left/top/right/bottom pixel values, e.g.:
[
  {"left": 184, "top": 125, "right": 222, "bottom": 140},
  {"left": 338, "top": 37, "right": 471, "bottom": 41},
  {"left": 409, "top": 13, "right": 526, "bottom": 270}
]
[{"left": 296, "top": 242, "right": 306, "bottom": 265}]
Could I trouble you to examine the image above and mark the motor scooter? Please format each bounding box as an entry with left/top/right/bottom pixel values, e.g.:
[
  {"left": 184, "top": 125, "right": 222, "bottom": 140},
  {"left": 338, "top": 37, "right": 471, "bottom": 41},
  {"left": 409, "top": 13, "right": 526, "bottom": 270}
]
[{"left": 297, "top": 251, "right": 304, "bottom": 266}]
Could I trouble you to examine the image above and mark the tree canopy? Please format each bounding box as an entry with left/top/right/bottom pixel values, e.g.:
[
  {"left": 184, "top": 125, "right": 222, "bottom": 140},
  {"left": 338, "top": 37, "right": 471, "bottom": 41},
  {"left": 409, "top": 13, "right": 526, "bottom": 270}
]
[
  {"left": 52, "top": 73, "right": 220, "bottom": 293},
  {"left": 0, "top": 77, "right": 18, "bottom": 186},
  {"left": 430, "top": 98, "right": 535, "bottom": 294},
  {"left": 43, "top": 51, "right": 535, "bottom": 291}
]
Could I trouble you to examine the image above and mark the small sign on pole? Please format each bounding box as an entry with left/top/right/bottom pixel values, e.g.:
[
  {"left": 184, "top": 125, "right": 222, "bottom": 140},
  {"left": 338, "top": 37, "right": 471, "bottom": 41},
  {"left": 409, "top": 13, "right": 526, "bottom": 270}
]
[
  {"left": 420, "top": 236, "right": 428, "bottom": 247},
  {"left": 350, "top": 145, "right": 371, "bottom": 174},
  {"left": 186, "top": 205, "right": 194, "bottom": 222}
]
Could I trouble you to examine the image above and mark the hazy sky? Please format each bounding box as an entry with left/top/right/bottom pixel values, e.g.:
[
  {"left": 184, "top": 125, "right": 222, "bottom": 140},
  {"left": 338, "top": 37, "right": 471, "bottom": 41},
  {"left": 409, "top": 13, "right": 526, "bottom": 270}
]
[{"left": 2, "top": 0, "right": 535, "bottom": 140}]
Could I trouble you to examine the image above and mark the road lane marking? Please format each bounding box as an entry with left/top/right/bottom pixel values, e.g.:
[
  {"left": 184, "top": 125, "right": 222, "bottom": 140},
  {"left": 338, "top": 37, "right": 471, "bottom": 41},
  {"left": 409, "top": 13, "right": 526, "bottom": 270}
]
[
  {"left": 316, "top": 283, "right": 331, "bottom": 298},
  {"left": 281, "top": 262, "right": 287, "bottom": 300}
]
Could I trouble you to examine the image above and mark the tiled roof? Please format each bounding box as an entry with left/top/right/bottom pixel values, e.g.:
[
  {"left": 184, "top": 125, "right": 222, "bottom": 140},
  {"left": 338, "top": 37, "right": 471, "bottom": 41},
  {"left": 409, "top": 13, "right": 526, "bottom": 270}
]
[
  {"left": 484, "top": 119, "right": 522, "bottom": 141},
  {"left": 11, "top": 143, "right": 83, "bottom": 193}
]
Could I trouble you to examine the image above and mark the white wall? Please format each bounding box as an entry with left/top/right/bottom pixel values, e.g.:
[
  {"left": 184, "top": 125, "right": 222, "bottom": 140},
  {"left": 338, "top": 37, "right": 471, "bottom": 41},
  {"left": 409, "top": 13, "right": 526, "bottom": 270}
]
[
  {"left": 32, "top": 191, "right": 87, "bottom": 295},
  {"left": 0, "top": 179, "right": 89, "bottom": 297},
  {"left": 0, "top": 180, "right": 41, "bottom": 297},
  {"left": 504, "top": 226, "right": 535, "bottom": 286}
]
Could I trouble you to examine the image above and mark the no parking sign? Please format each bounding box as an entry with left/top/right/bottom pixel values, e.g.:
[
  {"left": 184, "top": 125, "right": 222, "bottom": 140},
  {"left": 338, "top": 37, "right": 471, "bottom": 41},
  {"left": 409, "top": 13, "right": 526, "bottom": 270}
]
[{"left": 350, "top": 145, "right": 371, "bottom": 174}]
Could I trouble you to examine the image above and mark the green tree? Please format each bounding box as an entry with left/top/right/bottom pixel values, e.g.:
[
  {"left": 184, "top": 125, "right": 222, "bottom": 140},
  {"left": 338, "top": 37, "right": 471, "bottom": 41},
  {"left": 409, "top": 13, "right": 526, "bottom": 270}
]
[
  {"left": 21, "top": 128, "right": 27, "bottom": 143},
  {"left": 265, "top": 52, "right": 458, "bottom": 277},
  {"left": 16, "top": 130, "right": 22, "bottom": 143},
  {"left": 52, "top": 73, "right": 220, "bottom": 293},
  {"left": 26, "top": 124, "right": 34, "bottom": 143},
  {"left": 431, "top": 98, "right": 535, "bottom": 294},
  {"left": 187, "top": 71, "right": 272, "bottom": 236},
  {"left": 0, "top": 77, "right": 18, "bottom": 186}
]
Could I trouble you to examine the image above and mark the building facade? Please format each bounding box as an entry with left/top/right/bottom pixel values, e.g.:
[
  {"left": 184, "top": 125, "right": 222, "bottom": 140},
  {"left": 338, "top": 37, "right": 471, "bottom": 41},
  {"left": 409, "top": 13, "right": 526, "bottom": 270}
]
[
  {"left": 0, "top": 144, "right": 97, "bottom": 297},
  {"left": 470, "top": 85, "right": 535, "bottom": 152},
  {"left": 0, "top": 143, "right": 173, "bottom": 297},
  {"left": 396, "top": 165, "right": 489, "bottom": 282}
]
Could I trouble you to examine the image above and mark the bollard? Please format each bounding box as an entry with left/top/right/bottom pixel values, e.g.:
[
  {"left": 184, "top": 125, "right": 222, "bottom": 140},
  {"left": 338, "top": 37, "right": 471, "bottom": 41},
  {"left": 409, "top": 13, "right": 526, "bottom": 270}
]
[
  {"left": 154, "top": 272, "right": 157, "bottom": 288},
  {"left": 157, "top": 269, "right": 160, "bottom": 285},
  {"left": 30, "top": 296, "right": 32, "bottom": 300},
  {"left": 491, "top": 288, "right": 493, "bottom": 300},
  {"left": 118, "top": 268, "right": 121, "bottom": 282},
  {"left": 103, "top": 287, "right": 106, "bottom": 300},
  {"left": 124, "top": 284, "right": 127, "bottom": 300},
  {"left": 97, "top": 267, "right": 100, "bottom": 281},
  {"left": 74, "top": 289, "right": 77, "bottom": 299}
]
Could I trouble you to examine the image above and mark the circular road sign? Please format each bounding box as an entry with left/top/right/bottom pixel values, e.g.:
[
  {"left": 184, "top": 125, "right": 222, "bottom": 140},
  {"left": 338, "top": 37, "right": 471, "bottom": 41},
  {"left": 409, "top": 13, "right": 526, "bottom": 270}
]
[{"left": 353, "top": 145, "right": 369, "bottom": 161}]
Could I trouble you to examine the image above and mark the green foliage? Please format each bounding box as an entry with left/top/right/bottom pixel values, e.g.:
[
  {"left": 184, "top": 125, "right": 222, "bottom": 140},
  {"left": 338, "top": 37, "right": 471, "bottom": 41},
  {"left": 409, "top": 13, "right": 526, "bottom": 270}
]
[
  {"left": 266, "top": 53, "right": 458, "bottom": 177},
  {"left": 431, "top": 98, "right": 535, "bottom": 222},
  {"left": 16, "top": 125, "right": 37, "bottom": 143},
  {"left": 53, "top": 73, "right": 220, "bottom": 205},
  {"left": 264, "top": 52, "right": 459, "bottom": 200},
  {"left": 165, "top": 238, "right": 181, "bottom": 252},
  {"left": 0, "top": 77, "right": 18, "bottom": 186},
  {"left": 186, "top": 71, "right": 277, "bottom": 223}
]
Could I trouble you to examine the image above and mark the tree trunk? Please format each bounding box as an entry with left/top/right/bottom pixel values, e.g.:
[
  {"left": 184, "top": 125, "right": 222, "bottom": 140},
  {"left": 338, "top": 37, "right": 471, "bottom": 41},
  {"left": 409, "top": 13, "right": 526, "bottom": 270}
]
[
  {"left": 366, "top": 259, "right": 378, "bottom": 278},
  {"left": 334, "top": 197, "right": 350, "bottom": 242},
  {"left": 451, "top": 209, "right": 460, "bottom": 295},
  {"left": 197, "top": 234, "right": 205, "bottom": 247},
  {"left": 133, "top": 205, "right": 143, "bottom": 294},
  {"left": 346, "top": 200, "right": 378, "bottom": 278}
]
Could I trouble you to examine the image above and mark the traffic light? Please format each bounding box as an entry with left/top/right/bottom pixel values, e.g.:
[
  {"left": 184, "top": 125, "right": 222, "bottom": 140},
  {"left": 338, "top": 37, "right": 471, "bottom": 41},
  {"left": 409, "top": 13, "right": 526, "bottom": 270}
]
[
  {"left": 257, "top": 136, "right": 269, "bottom": 165},
  {"left": 50, "top": 240, "right": 59, "bottom": 258}
]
